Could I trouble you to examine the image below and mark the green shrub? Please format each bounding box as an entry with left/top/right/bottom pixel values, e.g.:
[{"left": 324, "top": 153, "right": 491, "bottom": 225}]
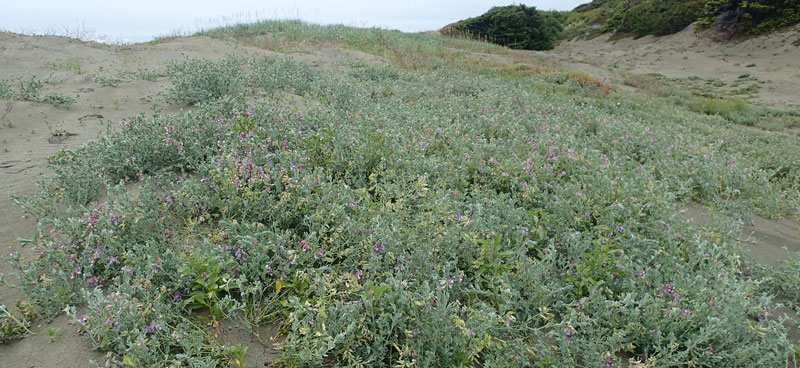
[
  {"left": 564, "top": 0, "right": 703, "bottom": 39},
  {"left": 443, "top": 5, "right": 563, "bottom": 50},
  {"left": 616, "top": 0, "right": 705, "bottom": 37},
  {"left": 698, "top": 0, "right": 800, "bottom": 34},
  {"left": 568, "top": 0, "right": 800, "bottom": 39}
]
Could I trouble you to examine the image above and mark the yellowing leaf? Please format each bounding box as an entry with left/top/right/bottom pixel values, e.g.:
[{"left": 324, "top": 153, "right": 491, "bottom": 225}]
[
  {"left": 275, "top": 280, "right": 283, "bottom": 294},
  {"left": 122, "top": 354, "right": 135, "bottom": 367}
]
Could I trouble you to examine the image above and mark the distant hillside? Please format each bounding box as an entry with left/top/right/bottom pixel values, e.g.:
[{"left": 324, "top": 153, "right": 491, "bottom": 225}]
[
  {"left": 564, "top": 0, "right": 705, "bottom": 39},
  {"left": 564, "top": 0, "right": 800, "bottom": 39},
  {"left": 443, "top": 1, "right": 800, "bottom": 46}
]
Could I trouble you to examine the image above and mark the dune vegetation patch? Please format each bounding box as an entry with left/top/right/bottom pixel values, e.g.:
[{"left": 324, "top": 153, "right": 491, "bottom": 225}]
[{"left": 1, "top": 22, "right": 799, "bottom": 367}]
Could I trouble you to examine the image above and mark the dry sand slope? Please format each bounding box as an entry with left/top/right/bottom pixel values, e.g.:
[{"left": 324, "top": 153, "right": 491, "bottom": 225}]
[
  {"left": 549, "top": 24, "right": 800, "bottom": 111},
  {"left": 0, "top": 28, "right": 798, "bottom": 366}
]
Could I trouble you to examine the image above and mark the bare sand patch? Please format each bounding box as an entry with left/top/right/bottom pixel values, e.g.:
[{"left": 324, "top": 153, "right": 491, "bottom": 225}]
[
  {"left": 547, "top": 24, "right": 800, "bottom": 111},
  {"left": 681, "top": 203, "right": 800, "bottom": 267}
]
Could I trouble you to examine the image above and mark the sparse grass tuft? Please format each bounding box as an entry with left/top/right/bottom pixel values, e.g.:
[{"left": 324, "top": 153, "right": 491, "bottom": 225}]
[{"left": 198, "top": 19, "right": 509, "bottom": 70}]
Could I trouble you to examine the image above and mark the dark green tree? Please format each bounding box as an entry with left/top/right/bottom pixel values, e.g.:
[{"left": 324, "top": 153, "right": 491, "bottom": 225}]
[{"left": 446, "top": 5, "right": 563, "bottom": 50}]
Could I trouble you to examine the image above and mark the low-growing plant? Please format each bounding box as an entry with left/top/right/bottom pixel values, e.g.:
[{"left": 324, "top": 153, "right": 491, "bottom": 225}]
[
  {"left": 250, "top": 56, "right": 317, "bottom": 95},
  {"left": 166, "top": 55, "right": 246, "bottom": 105},
  {"left": 8, "top": 43, "right": 800, "bottom": 367},
  {"left": 135, "top": 67, "right": 166, "bottom": 81},
  {"left": 46, "top": 327, "right": 60, "bottom": 342},
  {"left": 16, "top": 75, "right": 43, "bottom": 101},
  {"left": 91, "top": 75, "right": 123, "bottom": 87},
  {"left": 0, "top": 301, "right": 37, "bottom": 344},
  {"left": 66, "top": 279, "right": 227, "bottom": 367},
  {"left": 0, "top": 80, "right": 13, "bottom": 98},
  {"left": 41, "top": 92, "right": 78, "bottom": 107},
  {"left": 178, "top": 248, "right": 237, "bottom": 317},
  {"left": 766, "top": 253, "right": 800, "bottom": 303},
  {"left": 0, "top": 75, "right": 78, "bottom": 107}
]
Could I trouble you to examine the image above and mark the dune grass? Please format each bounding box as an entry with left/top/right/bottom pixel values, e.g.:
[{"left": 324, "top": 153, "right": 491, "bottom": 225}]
[{"left": 199, "top": 19, "right": 509, "bottom": 70}]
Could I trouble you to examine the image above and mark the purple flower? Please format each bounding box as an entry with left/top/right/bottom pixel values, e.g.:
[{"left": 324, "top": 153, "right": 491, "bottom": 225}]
[
  {"left": 86, "top": 276, "right": 99, "bottom": 287},
  {"left": 109, "top": 211, "right": 119, "bottom": 226}
]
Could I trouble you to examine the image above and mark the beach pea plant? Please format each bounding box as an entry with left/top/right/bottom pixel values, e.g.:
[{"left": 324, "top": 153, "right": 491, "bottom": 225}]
[
  {"left": 179, "top": 248, "right": 238, "bottom": 317},
  {"left": 0, "top": 301, "right": 37, "bottom": 343},
  {"left": 166, "top": 55, "right": 246, "bottom": 105},
  {"left": 7, "top": 28, "right": 800, "bottom": 367},
  {"left": 65, "top": 277, "right": 226, "bottom": 367}
]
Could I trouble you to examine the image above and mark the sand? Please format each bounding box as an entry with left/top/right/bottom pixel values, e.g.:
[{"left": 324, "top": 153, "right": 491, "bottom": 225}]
[
  {"left": 1, "top": 27, "right": 799, "bottom": 366},
  {"left": 549, "top": 24, "right": 800, "bottom": 111}
]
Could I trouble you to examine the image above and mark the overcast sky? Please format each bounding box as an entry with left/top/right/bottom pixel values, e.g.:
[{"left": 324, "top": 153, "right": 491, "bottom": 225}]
[{"left": 1, "top": 1, "right": 587, "bottom": 43}]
